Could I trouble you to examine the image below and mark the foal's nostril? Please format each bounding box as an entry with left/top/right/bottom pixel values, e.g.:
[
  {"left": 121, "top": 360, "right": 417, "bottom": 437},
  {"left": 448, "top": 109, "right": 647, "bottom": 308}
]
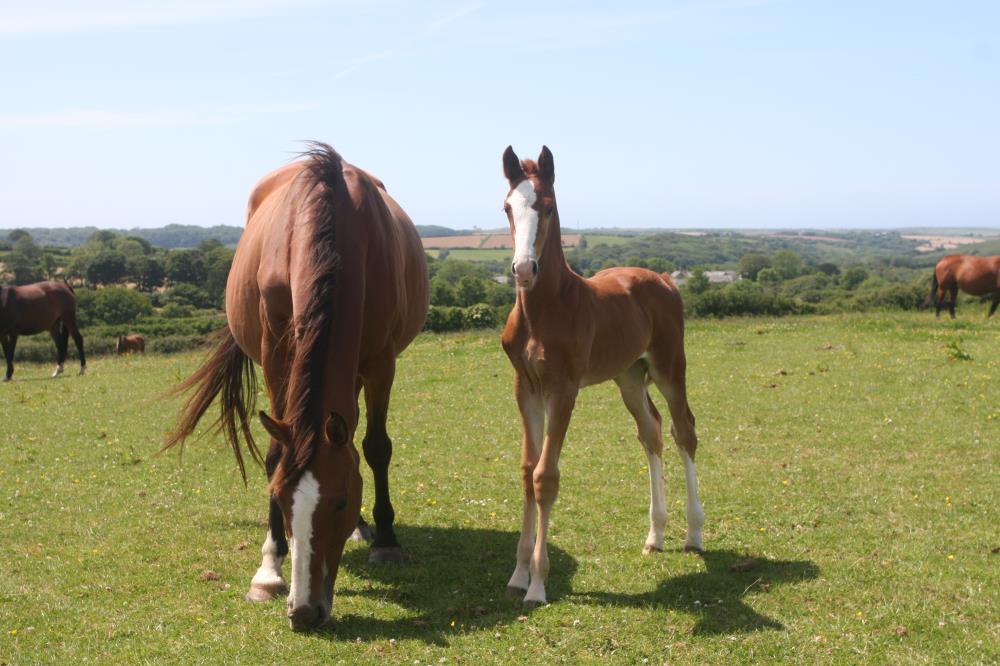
[{"left": 531, "top": 261, "right": 538, "bottom": 276}]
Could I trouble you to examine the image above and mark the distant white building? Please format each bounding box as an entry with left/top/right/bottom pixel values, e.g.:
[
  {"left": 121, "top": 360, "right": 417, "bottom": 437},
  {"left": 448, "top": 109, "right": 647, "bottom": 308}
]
[{"left": 670, "top": 270, "right": 739, "bottom": 286}]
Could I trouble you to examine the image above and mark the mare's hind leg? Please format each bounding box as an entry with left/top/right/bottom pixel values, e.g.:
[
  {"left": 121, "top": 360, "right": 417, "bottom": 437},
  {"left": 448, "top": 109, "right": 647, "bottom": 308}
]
[
  {"left": 247, "top": 441, "right": 290, "bottom": 602},
  {"left": 50, "top": 322, "right": 69, "bottom": 378},
  {"left": 361, "top": 357, "right": 404, "bottom": 564},
  {"left": 62, "top": 312, "right": 86, "bottom": 374},
  {"left": 948, "top": 285, "right": 958, "bottom": 319},
  {"left": 2, "top": 334, "right": 17, "bottom": 382},
  {"left": 615, "top": 361, "right": 668, "bottom": 554},
  {"left": 648, "top": 349, "right": 704, "bottom": 553},
  {"left": 988, "top": 293, "right": 999, "bottom": 318}
]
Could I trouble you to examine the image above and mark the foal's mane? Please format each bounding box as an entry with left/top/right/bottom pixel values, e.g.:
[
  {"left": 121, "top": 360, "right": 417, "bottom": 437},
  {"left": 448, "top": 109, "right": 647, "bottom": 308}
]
[{"left": 269, "top": 143, "right": 345, "bottom": 495}]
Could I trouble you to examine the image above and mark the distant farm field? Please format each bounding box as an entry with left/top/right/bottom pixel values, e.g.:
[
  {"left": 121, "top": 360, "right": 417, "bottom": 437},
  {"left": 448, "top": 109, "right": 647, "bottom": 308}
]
[{"left": 2, "top": 313, "right": 998, "bottom": 663}]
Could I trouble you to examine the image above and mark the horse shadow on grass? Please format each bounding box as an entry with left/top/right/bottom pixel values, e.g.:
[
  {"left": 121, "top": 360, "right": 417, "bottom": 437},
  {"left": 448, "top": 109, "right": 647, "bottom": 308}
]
[
  {"left": 570, "top": 549, "right": 820, "bottom": 636},
  {"left": 318, "top": 524, "right": 577, "bottom": 644}
]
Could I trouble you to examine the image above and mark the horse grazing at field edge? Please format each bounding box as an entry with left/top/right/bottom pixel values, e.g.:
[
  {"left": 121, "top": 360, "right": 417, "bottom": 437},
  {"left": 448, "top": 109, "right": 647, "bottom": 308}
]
[
  {"left": 930, "top": 254, "right": 1000, "bottom": 318},
  {"left": 0, "top": 280, "right": 86, "bottom": 381},
  {"left": 499, "top": 146, "right": 704, "bottom": 609},
  {"left": 165, "top": 143, "right": 428, "bottom": 630},
  {"left": 116, "top": 334, "right": 145, "bottom": 354}
]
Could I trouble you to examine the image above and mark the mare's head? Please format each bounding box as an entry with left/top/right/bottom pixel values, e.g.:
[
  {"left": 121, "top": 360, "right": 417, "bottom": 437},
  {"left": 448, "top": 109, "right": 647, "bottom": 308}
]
[
  {"left": 502, "top": 145, "right": 557, "bottom": 290},
  {"left": 260, "top": 410, "right": 363, "bottom": 631}
]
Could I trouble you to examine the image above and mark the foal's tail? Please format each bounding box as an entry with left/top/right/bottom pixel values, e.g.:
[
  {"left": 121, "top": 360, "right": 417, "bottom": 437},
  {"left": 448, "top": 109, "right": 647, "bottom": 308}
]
[{"left": 162, "top": 327, "right": 261, "bottom": 482}]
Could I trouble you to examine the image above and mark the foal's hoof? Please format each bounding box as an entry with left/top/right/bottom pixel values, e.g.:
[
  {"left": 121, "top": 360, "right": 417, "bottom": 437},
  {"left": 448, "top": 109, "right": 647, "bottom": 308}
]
[
  {"left": 505, "top": 586, "right": 527, "bottom": 599},
  {"left": 350, "top": 524, "right": 374, "bottom": 543},
  {"left": 79, "top": 366, "right": 87, "bottom": 376},
  {"left": 522, "top": 598, "right": 547, "bottom": 611},
  {"left": 245, "top": 582, "right": 288, "bottom": 602},
  {"left": 642, "top": 544, "right": 664, "bottom": 555},
  {"left": 368, "top": 546, "right": 404, "bottom": 564}
]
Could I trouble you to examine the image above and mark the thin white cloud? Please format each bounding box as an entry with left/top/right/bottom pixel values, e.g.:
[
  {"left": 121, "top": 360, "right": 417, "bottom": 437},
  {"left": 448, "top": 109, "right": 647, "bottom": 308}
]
[
  {"left": 0, "top": 103, "right": 315, "bottom": 130},
  {"left": 0, "top": 0, "right": 350, "bottom": 35}
]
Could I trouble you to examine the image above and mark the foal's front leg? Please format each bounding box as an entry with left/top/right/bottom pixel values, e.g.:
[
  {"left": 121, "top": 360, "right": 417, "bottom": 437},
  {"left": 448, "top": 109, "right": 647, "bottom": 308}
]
[
  {"left": 507, "top": 377, "right": 543, "bottom": 597},
  {"left": 524, "top": 389, "right": 576, "bottom": 609}
]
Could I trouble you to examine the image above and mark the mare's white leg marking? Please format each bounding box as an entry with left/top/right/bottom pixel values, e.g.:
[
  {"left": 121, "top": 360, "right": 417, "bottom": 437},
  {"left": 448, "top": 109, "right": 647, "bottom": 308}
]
[
  {"left": 678, "top": 449, "right": 705, "bottom": 551},
  {"left": 644, "top": 451, "right": 667, "bottom": 553},
  {"left": 507, "top": 180, "right": 539, "bottom": 269},
  {"left": 52, "top": 363, "right": 64, "bottom": 378},
  {"left": 79, "top": 365, "right": 86, "bottom": 376},
  {"left": 250, "top": 531, "right": 285, "bottom": 590},
  {"left": 288, "top": 471, "right": 320, "bottom": 609}
]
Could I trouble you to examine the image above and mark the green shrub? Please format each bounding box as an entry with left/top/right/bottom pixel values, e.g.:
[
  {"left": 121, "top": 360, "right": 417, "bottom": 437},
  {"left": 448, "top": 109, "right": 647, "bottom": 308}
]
[
  {"left": 424, "top": 306, "right": 466, "bottom": 332},
  {"left": 88, "top": 287, "right": 153, "bottom": 325},
  {"left": 463, "top": 303, "right": 496, "bottom": 329},
  {"left": 160, "top": 302, "right": 194, "bottom": 319},
  {"left": 164, "top": 283, "right": 213, "bottom": 309}
]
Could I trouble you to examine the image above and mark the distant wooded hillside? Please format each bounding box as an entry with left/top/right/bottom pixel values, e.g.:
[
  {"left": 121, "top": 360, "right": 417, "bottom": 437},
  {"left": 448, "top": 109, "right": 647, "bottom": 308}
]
[{"left": 0, "top": 224, "right": 243, "bottom": 248}]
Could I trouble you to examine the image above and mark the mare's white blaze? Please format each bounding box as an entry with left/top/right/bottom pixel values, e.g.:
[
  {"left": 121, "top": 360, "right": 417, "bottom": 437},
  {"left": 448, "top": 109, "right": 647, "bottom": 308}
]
[
  {"left": 250, "top": 531, "right": 285, "bottom": 589},
  {"left": 645, "top": 451, "right": 667, "bottom": 551},
  {"left": 288, "top": 471, "right": 321, "bottom": 607},
  {"left": 679, "top": 450, "right": 705, "bottom": 550},
  {"left": 507, "top": 179, "right": 539, "bottom": 268}
]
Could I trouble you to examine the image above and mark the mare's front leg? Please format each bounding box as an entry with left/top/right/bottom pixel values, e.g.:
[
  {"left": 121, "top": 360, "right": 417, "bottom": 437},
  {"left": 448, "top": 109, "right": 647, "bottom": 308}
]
[
  {"left": 988, "top": 293, "right": 999, "bottom": 318},
  {"left": 524, "top": 387, "right": 577, "bottom": 609},
  {"left": 361, "top": 357, "right": 404, "bottom": 564},
  {"left": 506, "top": 375, "right": 544, "bottom": 598},
  {"left": 246, "top": 441, "right": 290, "bottom": 601},
  {"left": 2, "top": 334, "right": 16, "bottom": 382}
]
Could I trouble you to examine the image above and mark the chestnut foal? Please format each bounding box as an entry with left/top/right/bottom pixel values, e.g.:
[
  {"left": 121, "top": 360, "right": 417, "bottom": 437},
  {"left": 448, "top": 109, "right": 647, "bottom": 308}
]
[{"left": 499, "top": 146, "right": 704, "bottom": 608}]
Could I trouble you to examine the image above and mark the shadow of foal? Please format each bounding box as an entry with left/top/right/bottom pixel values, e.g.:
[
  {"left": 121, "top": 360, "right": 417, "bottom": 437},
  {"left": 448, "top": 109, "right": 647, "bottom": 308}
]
[
  {"left": 308, "top": 525, "right": 577, "bottom": 643},
  {"left": 571, "top": 549, "right": 819, "bottom": 635}
]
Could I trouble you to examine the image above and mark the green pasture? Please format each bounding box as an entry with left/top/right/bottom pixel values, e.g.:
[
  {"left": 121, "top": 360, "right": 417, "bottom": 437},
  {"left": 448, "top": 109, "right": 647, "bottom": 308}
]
[
  {"left": 1, "top": 313, "right": 997, "bottom": 663},
  {"left": 437, "top": 248, "right": 513, "bottom": 263},
  {"left": 584, "top": 234, "right": 634, "bottom": 247}
]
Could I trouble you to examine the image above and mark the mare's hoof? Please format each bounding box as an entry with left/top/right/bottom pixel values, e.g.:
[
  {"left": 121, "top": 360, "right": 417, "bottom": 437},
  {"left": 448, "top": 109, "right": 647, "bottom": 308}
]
[
  {"left": 683, "top": 544, "right": 705, "bottom": 554},
  {"left": 2, "top": 377, "right": 10, "bottom": 383},
  {"left": 522, "top": 598, "right": 547, "bottom": 610},
  {"left": 350, "top": 524, "right": 374, "bottom": 543},
  {"left": 245, "top": 582, "right": 288, "bottom": 602},
  {"left": 642, "top": 544, "right": 664, "bottom": 555},
  {"left": 368, "top": 546, "right": 404, "bottom": 564},
  {"left": 79, "top": 366, "right": 87, "bottom": 376},
  {"left": 505, "top": 586, "right": 526, "bottom": 599}
]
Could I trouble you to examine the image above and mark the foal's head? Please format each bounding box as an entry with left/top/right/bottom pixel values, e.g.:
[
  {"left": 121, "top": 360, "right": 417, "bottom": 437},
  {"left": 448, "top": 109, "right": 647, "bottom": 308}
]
[
  {"left": 260, "top": 410, "right": 362, "bottom": 631},
  {"left": 502, "top": 146, "right": 557, "bottom": 290}
]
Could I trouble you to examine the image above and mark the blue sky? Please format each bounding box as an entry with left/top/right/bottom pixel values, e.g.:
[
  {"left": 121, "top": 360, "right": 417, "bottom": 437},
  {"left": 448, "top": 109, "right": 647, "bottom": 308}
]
[{"left": 1, "top": 0, "right": 997, "bottom": 230}]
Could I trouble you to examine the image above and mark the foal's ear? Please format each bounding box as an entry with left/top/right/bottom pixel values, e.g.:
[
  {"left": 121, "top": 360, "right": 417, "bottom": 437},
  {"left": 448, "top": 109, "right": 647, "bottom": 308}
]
[
  {"left": 537, "top": 145, "right": 555, "bottom": 184},
  {"left": 325, "top": 412, "right": 350, "bottom": 448},
  {"left": 259, "top": 411, "right": 291, "bottom": 444},
  {"left": 503, "top": 145, "right": 524, "bottom": 182}
]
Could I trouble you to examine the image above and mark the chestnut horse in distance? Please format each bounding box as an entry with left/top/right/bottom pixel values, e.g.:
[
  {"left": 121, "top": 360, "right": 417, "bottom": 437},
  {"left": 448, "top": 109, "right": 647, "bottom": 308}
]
[
  {"left": 0, "top": 280, "right": 86, "bottom": 381},
  {"left": 115, "top": 334, "right": 145, "bottom": 354},
  {"left": 930, "top": 254, "right": 1000, "bottom": 318},
  {"left": 166, "top": 144, "right": 428, "bottom": 630},
  {"left": 499, "top": 146, "right": 704, "bottom": 608}
]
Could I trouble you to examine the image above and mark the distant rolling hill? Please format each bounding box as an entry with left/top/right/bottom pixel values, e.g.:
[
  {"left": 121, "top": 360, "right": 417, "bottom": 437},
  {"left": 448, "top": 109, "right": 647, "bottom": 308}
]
[{"left": 1, "top": 224, "right": 243, "bottom": 248}]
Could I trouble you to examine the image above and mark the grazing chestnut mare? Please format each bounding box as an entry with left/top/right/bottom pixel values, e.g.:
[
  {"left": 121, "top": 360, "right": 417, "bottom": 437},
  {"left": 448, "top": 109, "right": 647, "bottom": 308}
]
[
  {"left": 931, "top": 254, "right": 1000, "bottom": 318},
  {"left": 0, "top": 280, "right": 86, "bottom": 381},
  {"left": 499, "top": 146, "right": 704, "bottom": 608},
  {"left": 165, "top": 144, "right": 428, "bottom": 630},
  {"left": 115, "top": 334, "right": 145, "bottom": 354}
]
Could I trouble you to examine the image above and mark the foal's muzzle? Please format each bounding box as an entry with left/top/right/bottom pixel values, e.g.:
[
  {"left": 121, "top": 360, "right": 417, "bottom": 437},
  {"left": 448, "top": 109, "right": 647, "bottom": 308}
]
[{"left": 512, "top": 259, "right": 538, "bottom": 288}]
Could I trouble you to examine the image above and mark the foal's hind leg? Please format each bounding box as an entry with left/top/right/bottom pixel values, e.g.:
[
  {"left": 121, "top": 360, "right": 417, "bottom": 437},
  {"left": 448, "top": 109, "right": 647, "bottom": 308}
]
[
  {"left": 649, "top": 351, "right": 704, "bottom": 553},
  {"left": 50, "top": 323, "right": 69, "bottom": 377},
  {"left": 2, "top": 334, "right": 17, "bottom": 382},
  {"left": 361, "top": 357, "right": 404, "bottom": 564},
  {"left": 615, "top": 362, "right": 667, "bottom": 554}
]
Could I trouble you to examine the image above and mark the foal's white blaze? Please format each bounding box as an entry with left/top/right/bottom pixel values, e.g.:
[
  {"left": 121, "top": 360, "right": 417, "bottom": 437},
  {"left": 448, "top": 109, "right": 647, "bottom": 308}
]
[
  {"left": 679, "top": 449, "right": 705, "bottom": 551},
  {"left": 288, "top": 471, "right": 321, "bottom": 608},
  {"left": 507, "top": 180, "right": 539, "bottom": 277},
  {"left": 645, "top": 451, "right": 667, "bottom": 552}
]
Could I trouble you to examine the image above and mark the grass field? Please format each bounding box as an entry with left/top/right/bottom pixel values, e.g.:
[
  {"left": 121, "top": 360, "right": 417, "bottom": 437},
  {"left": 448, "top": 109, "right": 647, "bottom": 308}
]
[
  {"left": 2, "top": 313, "right": 998, "bottom": 664},
  {"left": 437, "top": 248, "right": 513, "bottom": 263}
]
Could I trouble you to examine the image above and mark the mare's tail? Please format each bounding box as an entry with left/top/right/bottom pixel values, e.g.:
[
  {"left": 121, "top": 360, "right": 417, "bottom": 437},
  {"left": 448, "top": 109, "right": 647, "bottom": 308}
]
[
  {"left": 927, "top": 273, "right": 940, "bottom": 311},
  {"left": 62, "top": 278, "right": 75, "bottom": 293},
  {"left": 162, "top": 327, "right": 260, "bottom": 482}
]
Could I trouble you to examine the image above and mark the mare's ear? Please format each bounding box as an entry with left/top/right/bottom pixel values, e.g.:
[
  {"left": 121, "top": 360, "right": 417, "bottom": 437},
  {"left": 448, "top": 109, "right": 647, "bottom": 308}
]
[
  {"left": 325, "top": 412, "right": 349, "bottom": 448},
  {"left": 537, "top": 145, "right": 555, "bottom": 184},
  {"left": 259, "top": 411, "right": 291, "bottom": 445},
  {"left": 503, "top": 146, "right": 524, "bottom": 183}
]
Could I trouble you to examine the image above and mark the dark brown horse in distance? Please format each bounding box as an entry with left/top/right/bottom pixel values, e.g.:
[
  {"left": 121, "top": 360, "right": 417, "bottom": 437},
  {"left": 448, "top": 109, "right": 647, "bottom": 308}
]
[
  {"left": 0, "top": 280, "right": 86, "bottom": 381},
  {"left": 165, "top": 144, "right": 428, "bottom": 630},
  {"left": 115, "top": 334, "right": 146, "bottom": 354},
  {"left": 499, "top": 146, "right": 703, "bottom": 609},
  {"left": 930, "top": 254, "right": 1000, "bottom": 318}
]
